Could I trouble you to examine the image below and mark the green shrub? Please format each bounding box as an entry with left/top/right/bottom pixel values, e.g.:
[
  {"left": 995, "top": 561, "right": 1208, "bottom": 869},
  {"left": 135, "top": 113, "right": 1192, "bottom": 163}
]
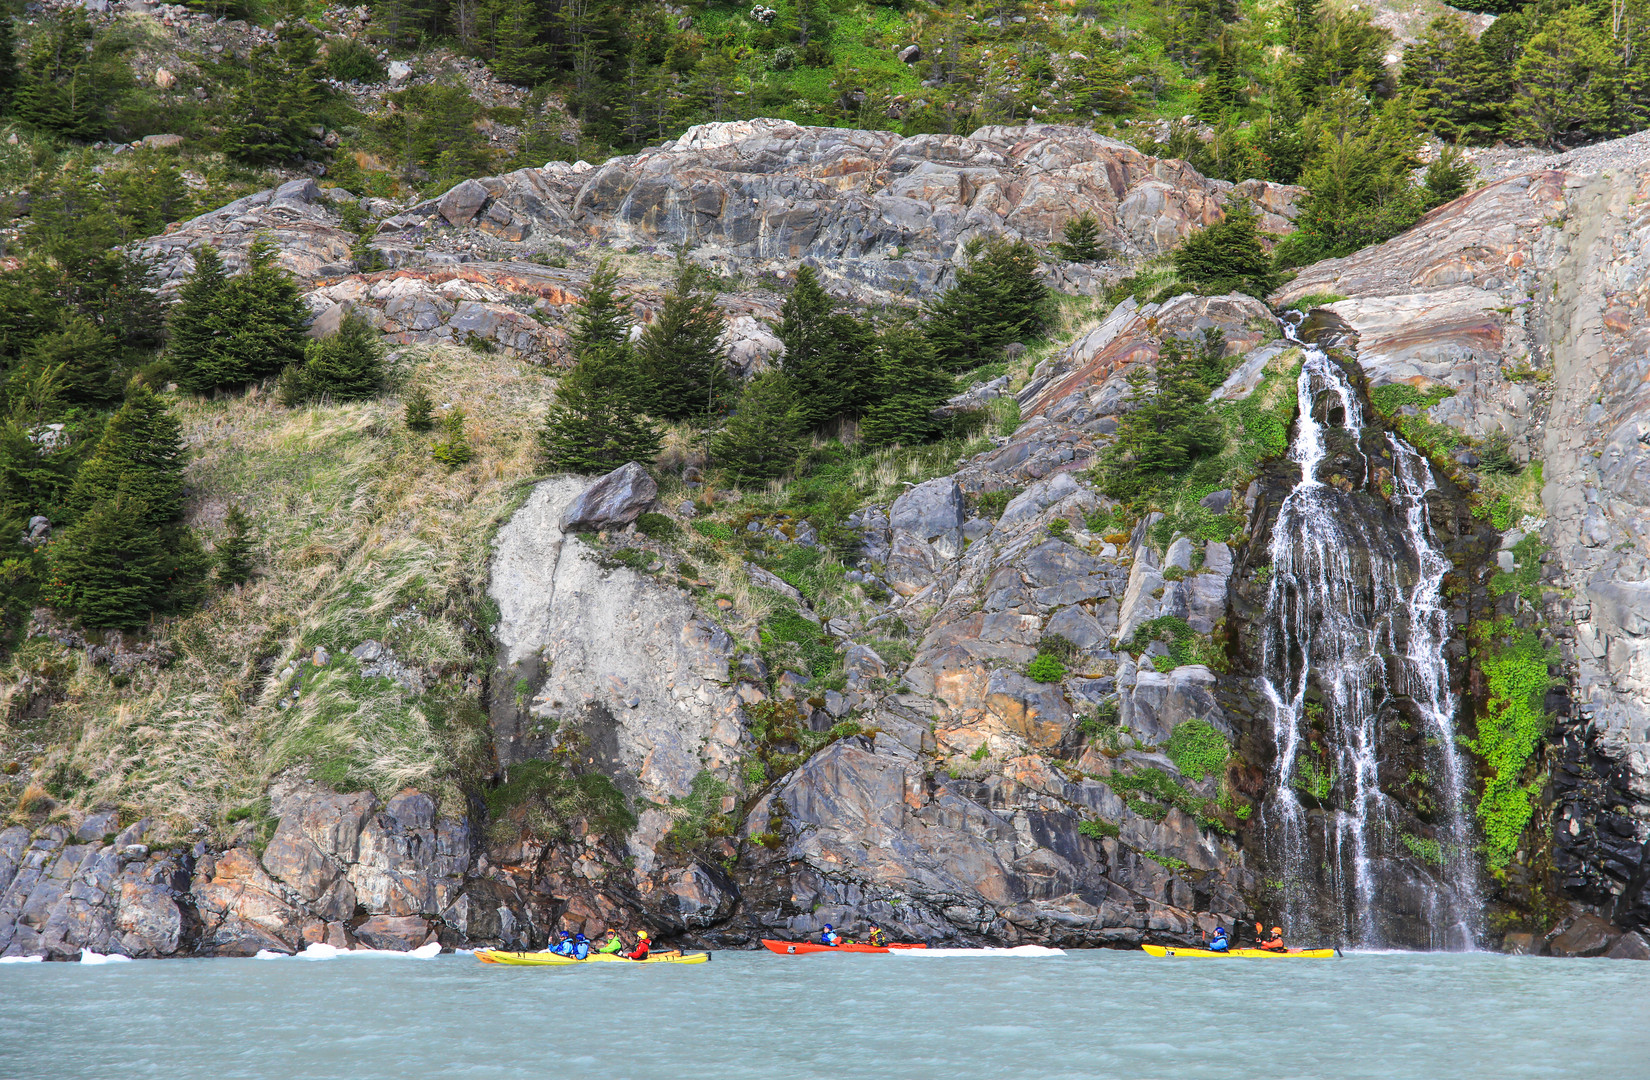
[
  {"left": 1026, "top": 652, "right": 1067, "bottom": 683},
  {"left": 663, "top": 769, "right": 734, "bottom": 853},
  {"left": 1111, "top": 766, "right": 1226, "bottom": 831},
  {"left": 1286, "top": 292, "right": 1349, "bottom": 311},
  {"left": 693, "top": 520, "right": 735, "bottom": 542},
  {"left": 635, "top": 512, "right": 679, "bottom": 540},
  {"left": 1052, "top": 212, "right": 1108, "bottom": 262},
  {"left": 1172, "top": 199, "right": 1278, "bottom": 298},
  {"left": 760, "top": 608, "right": 838, "bottom": 679},
  {"left": 485, "top": 759, "right": 636, "bottom": 842},
  {"left": 325, "top": 35, "right": 386, "bottom": 82},
  {"left": 1489, "top": 534, "right": 1545, "bottom": 604},
  {"left": 1400, "top": 833, "right": 1445, "bottom": 867},
  {"left": 1468, "top": 618, "right": 1556, "bottom": 872},
  {"left": 431, "top": 408, "right": 475, "bottom": 467},
  {"left": 1079, "top": 818, "right": 1120, "bottom": 840},
  {"left": 1037, "top": 633, "right": 1079, "bottom": 664},
  {"left": 403, "top": 385, "right": 435, "bottom": 432},
  {"left": 976, "top": 487, "right": 1019, "bottom": 520},
  {"left": 1164, "top": 719, "right": 1229, "bottom": 780}
]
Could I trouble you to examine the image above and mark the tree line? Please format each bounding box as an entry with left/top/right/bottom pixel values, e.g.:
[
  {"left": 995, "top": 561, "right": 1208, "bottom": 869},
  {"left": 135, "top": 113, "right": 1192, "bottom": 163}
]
[{"left": 540, "top": 239, "right": 1047, "bottom": 483}]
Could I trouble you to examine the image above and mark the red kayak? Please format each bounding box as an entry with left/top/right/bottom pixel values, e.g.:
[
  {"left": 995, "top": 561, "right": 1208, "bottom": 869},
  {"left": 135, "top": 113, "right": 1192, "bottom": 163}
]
[{"left": 761, "top": 939, "right": 927, "bottom": 955}]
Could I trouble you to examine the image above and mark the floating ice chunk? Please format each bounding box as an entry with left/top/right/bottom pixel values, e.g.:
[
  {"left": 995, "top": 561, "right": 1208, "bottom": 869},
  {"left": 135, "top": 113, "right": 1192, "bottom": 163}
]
[
  {"left": 78, "top": 950, "right": 133, "bottom": 965},
  {"left": 0, "top": 955, "right": 43, "bottom": 964}
]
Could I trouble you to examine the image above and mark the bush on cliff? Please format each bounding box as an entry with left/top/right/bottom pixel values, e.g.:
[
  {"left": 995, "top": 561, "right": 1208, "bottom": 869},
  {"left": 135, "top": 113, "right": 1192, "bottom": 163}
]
[
  {"left": 711, "top": 370, "right": 806, "bottom": 482},
  {"left": 858, "top": 319, "right": 953, "bottom": 449},
  {"left": 1173, "top": 200, "right": 1278, "bottom": 299},
  {"left": 925, "top": 238, "right": 1049, "bottom": 372},
  {"left": 775, "top": 265, "right": 876, "bottom": 428},
  {"left": 634, "top": 276, "right": 736, "bottom": 421},
  {"left": 539, "top": 262, "right": 661, "bottom": 473},
  {"left": 278, "top": 311, "right": 384, "bottom": 405},
  {"left": 172, "top": 240, "right": 311, "bottom": 394},
  {"left": 1100, "top": 330, "right": 1228, "bottom": 500}
]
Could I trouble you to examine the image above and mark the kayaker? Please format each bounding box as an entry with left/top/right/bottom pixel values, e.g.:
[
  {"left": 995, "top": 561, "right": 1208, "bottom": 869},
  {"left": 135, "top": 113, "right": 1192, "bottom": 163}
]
[
  {"left": 626, "top": 930, "right": 651, "bottom": 960},
  {"left": 573, "top": 933, "right": 590, "bottom": 960},
  {"left": 595, "top": 929, "right": 625, "bottom": 955},
  {"left": 1257, "top": 924, "right": 1287, "bottom": 952},
  {"left": 820, "top": 925, "right": 841, "bottom": 947},
  {"left": 866, "top": 924, "right": 886, "bottom": 947},
  {"left": 552, "top": 931, "right": 576, "bottom": 957},
  {"left": 1208, "top": 927, "right": 1230, "bottom": 953}
]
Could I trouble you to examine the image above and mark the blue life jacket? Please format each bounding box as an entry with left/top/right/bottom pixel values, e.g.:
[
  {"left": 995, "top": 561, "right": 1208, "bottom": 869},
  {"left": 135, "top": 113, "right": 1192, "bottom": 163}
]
[
  {"left": 574, "top": 940, "right": 590, "bottom": 960},
  {"left": 821, "top": 930, "right": 838, "bottom": 946},
  {"left": 1209, "top": 934, "right": 1230, "bottom": 952},
  {"left": 553, "top": 938, "right": 575, "bottom": 956}
]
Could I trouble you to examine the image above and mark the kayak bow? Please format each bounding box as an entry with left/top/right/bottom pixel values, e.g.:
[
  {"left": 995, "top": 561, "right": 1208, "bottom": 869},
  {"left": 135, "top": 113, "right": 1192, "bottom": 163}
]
[
  {"left": 1141, "top": 944, "right": 1340, "bottom": 959},
  {"left": 760, "top": 939, "right": 928, "bottom": 955},
  {"left": 475, "top": 949, "right": 710, "bottom": 966}
]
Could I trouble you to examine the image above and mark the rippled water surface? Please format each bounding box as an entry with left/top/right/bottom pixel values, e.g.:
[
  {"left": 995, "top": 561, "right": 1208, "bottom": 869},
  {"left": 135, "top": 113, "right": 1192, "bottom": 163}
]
[{"left": 2, "top": 950, "right": 1645, "bottom": 1080}]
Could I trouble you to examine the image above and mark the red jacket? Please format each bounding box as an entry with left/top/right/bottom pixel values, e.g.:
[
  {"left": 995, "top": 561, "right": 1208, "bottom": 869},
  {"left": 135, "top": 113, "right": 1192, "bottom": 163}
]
[{"left": 627, "top": 941, "right": 650, "bottom": 960}]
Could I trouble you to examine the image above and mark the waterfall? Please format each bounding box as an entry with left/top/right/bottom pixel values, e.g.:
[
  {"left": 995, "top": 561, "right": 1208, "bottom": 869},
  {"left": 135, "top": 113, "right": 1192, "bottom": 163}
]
[{"left": 1257, "top": 320, "right": 1481, "bottom": 949}]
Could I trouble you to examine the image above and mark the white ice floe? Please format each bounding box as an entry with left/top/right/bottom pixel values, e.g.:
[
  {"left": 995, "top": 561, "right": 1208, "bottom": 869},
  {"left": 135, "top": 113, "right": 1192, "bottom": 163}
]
[
  {"left": 0, "top": 955, "right": 43, "bottom": 964},
  {"left": 256, "top": 941, "right": 443, "bottom": 961},
  {"left": 78, "top": 950, "right": 133, "bottom": 965},
  {"left": 889, "top": 945, "right": 1066, "bottom": 957}
]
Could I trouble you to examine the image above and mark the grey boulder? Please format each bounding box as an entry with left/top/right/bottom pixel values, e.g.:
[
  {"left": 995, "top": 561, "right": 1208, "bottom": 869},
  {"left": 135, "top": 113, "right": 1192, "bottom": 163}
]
[{"left": 559, "top": 462, "right": 658, "bottom": 531}]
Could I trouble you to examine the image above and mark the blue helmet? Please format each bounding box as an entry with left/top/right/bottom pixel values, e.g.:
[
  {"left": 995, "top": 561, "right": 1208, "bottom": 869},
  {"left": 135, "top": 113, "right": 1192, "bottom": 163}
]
[
  {"left": 560, "top": 930, "right": 572, "bottom": 938},
  {"left": 575, "top": 933, "right": 587, "bottom": 941},
  {"left": 823, "top": 924, "right": 833, "bottom": 931},
  {"left": 1215, "top": 927, "right": 1226, "bottom": 935}
]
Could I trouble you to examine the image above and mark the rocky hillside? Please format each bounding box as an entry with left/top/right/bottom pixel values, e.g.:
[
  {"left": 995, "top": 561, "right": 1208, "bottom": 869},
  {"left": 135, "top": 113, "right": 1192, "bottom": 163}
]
[{"left": 2, "top": 120, "right": 1648, "bottom": 961}]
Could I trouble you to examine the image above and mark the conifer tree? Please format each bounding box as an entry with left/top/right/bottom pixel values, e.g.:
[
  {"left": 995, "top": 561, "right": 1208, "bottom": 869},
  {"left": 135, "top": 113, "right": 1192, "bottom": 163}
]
[
  {"left": 710, "top": 370, "right": 805, "bottom": 482},
  {"left": 185, "top": 239, "right": 309, "bottom": 392},
  {"left": 859, "top": 321, "right": 954, "bottom": 449},
  {"left": 1100, "top": 335, "right": 1226, "bottom": 500},
  {"left": 278, "top": 311, "right": 383, "bottom": 405},
  {"left": 540, "top": 262, "right": 660, "bottom": 473},
  {"left": 1402, "top": 15, "right": 1504, "bottom": 145},
  {"left": 775, "top": 266, "right": 875, "bottom": 428},
  {"left": 1173, "top": 200, "right": 1278, "bottom": 298},
  {"left": 1052, "top": 213, "right": 1105, "bottom": 262},
  {"left": 217, "top": 32, "right": 327, "bottom": 163},
  {"left": 634, "top": 281, "right": 735, "bottom": 420},
  {"left": 403, "top": 384, "right": 435, "bottom": 432},
  {"left": 16, "top": 314, "right": 120, "bottom": 406},
  {"left": 48, "top": 384, "right": 207, "bottom": 626},
  {"left": 1508, "top": 9, "right": 1614, "bottom": 147},
  {"left": 216, "top": 504, "right": 255, "bottom": 586},
  {"left": 432, "top": 407, "right": 475, "bottom": 466},
  {"left": 925, "top": 238, "right": 1048, "bottom": 372},
  {"left": 12, "top": 10, "right": 131, "bottom": 140}
]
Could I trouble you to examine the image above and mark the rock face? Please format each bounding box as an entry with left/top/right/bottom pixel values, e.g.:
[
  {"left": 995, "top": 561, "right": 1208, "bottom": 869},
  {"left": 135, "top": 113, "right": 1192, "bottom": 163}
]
[{"left": 1277, "top": 156, "right": 1650, "bottom": 947}]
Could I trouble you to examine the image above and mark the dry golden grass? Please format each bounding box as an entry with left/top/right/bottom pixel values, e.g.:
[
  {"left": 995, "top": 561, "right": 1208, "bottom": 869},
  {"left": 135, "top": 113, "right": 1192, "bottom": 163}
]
[{"left": 1, "top": 346, "right": 556, "bottom": 839}]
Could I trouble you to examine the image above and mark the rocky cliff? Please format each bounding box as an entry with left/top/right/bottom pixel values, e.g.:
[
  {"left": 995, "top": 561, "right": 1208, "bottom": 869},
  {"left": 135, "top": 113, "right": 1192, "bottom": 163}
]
[{"left": 7, "top": 122, "right": 1650, "bottom": 959}]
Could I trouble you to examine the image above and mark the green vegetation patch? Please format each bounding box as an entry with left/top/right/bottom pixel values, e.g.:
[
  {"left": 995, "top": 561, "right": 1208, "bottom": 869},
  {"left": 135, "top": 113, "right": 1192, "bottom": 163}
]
[
  {"left": 1123, "top": 615, "right": 1221, "bottom": 671},
  {"left": 1468, "top": 619, "right": 1557, "bottom": 872},
  {"left": 759, "top": 608, "right": 839, "bottom": 680},
  {"left": 1109, "top": 766, "right": 1227, "bottom": 833},
  {"left": 486, "top": 758, "right": 636, "bottom": 844},
  {"left": 1026, "top": 652, "right": 1068, "bottom": 683},
  {"left": 1164, "top": 719, "right": 1230, "bottom": 781},
  {"left": 1489, "top": 534, "right": 1547, "bottom": 606}
]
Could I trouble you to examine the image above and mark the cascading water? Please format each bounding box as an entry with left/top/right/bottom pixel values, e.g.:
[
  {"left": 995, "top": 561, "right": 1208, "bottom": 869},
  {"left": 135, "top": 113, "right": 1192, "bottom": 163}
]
[{"left": 1258, "top": 319, "right": 1481, "bottom": 949}]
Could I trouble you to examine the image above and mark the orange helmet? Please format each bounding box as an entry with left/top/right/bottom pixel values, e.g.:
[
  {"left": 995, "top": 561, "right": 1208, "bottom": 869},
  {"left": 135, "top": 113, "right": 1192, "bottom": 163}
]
[{"left": 1271, "top": 927, "right": 1282, "bottom": 934}]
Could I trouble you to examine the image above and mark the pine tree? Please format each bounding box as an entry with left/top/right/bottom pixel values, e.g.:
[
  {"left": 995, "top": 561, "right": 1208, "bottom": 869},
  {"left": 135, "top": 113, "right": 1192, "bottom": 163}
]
[
  {"left": 48, "top": 384, "right": 207, "bottom": 626},
  {"left": 12, "top": 10, "right": 132, "bottom": 140},
  {"left": 634, "top": 281, "right": 735, "bottom": 420},
  {"left": 859, "top": 320, "right": 954, "bottom": 449},
  {"left": 1101, "top": 335, "right": 1226, "bottom": 500},
  {"left": 1508, "top": 9, "right": 1615, "bottom": 147},
  {"left": 216, "top": 32, "right": 327, "bottom": 163},
  {"left": 432, "top": 407, "right": 475, "bottom": 466},
  {"left": 1066, "top": 36, "right": 1134, "bottom": 117},
  {"left": 216, "top": 504, "right": 256, "bottom": 586},
  {"left": 1051, "top": 212, "right": 1105, "bottom": 262},
  {"left": 186, "top": 239, "right": 310, "bottom": 392},
  {"left": 711, "top": 370, "right": 805, "bottom": 481},
  {"left": 278, "top": 310, "right": 383, "bottom": 405},
  {"left": 539, "top": 262, "right": 659, "bottom": 472},
  {"left": 775, "top": 265, "right": 875, "bottom": 428},
  {"left": 16, "top": 314, "right": 121, "bottom": 406},
  {"left": 1173, "top": 199, "right": 1279, "bottom": 297},
  {"left": 1402, "top": 15, "right": 1504, "bottom": 145},
  {"left": 925, "top": 238, "right": 1049, "bottom": 372},
  {"left": 404, "top": 384, "right": 435, "bottom": 431}
]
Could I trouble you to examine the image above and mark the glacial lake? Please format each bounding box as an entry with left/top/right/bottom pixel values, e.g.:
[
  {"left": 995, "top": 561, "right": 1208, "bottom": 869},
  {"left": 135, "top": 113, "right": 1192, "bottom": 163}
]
[{"left": 1, "top": 949, "right": 1644, "bottom": 1080}]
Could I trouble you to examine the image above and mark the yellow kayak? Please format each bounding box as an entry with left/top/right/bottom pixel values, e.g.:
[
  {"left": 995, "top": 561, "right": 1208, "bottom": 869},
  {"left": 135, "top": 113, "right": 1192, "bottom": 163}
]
[
  {"left": 1142, "top": 944, "right": 1339, "bottom": 959},
  {"left": 475, "top": 949, "right": 710, "bottom": 966}
]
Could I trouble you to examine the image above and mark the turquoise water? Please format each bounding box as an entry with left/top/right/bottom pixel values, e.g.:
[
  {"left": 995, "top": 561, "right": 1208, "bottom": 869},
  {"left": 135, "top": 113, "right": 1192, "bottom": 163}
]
[{"left": 1, "top": 950, "right": 1645, "bottom": 1080}]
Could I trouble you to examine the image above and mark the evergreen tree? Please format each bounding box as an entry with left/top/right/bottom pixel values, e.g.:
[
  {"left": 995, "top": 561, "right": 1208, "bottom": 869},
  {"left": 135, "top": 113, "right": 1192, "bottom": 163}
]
[
  {"left": 710, "top": 370, "right": 805, "bottom": 481},
  {"left": 1423, "top": 144, "right": 1476, "bottom": 206},
  {"left": 13, "top": 11, "right": 131, "bottom": 140},
  {"left": 859, "top": 321, "right": 954, "bottom": 449},
  {"left": 432, "top": 407, "right": 475, "bottom": 466},
  {"left": 1173, "top": 200, "right": 1278, "bottom": 297},
  {"left": 1402, "top": 15, "right": 1504, "bottom": 145},
  {"left": 186, "top": 239, "right": 310, "bottom": 392},
  {"left": 774, "top": 265, "right": 875, "bottom": 428},
  {"left": 1292, "top": 8, "right": 1394, "bottom": 100},
  {"left": 1052, "top": 213, "right": 1105, "bottom": 262},
  {"left": 404, "top": 383, "right": 435, "bottom": 431},
  {"left": 925, "top": 238, "right": 1049, "bottom": 372},
  {"left": 1508, "top": 8, "right": 1615, "bottom": 147},
  {"left": 539, "top": 262, "right": 660, "bottom": 472},
  {"left": 1100, "top": 334, "right": 1227, "bottom": 501},
  {"left": 216, "top": 32, "right": 328, "bottom": 163},
  {"left": 48, "top": 384, "right": 207, "bottom": 626},
  {"left": 0, "top": 11, "right": 19, "bottom": 114},
  {"left": 634, "top": 280, "right": 735, "bottom": 420},
  {"left": 278, "top": 311, "right": 383, "bottom": 404},
  {"left": 166, "top": 246, "right": 227, "bottom": 389},
  {"left": 16, "top": 314, "right": 120, "bottom": 406},
  {"left": 1066, "top": 35, "right": 1133, "bottom": 117},
  {"left": 216, "top": 504, "right": 255, "bottom": 586},
  {"left": 1196, "top": 31, "right": 1246, "bottom": 120}
]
